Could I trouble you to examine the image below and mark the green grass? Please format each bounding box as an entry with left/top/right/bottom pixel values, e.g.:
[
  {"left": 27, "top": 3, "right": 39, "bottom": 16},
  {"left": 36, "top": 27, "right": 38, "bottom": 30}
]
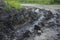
[
  {"left": 4, "top": 0, "right": 22, "bottom": 9},
  {"left": 19, "top": 0, "right": 60, "bottom": 4},
  {"left": 19, "top": 0, "right": 54, "bottom": 4}
]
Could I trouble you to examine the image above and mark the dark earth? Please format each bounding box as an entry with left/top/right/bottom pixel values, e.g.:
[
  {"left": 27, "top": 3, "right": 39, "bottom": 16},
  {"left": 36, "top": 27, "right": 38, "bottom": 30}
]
[{"left": 0, "top": 7, "right": 60, "bottom": 40}]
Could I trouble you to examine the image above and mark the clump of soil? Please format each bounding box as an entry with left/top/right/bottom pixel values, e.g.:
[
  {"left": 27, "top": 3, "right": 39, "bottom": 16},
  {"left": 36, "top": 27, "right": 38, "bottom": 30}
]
[
  {"left": 0, "top": 7, "right": 39, "bottom": 40},
  {"left": 0, "top": 6, "right": 60, "bottom": 40}
]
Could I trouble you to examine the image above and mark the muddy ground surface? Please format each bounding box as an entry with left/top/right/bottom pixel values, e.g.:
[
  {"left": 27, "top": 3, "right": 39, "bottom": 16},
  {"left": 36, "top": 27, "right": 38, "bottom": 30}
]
[{"left": 0, "top": 6, "right": 60, "bottom": 40}]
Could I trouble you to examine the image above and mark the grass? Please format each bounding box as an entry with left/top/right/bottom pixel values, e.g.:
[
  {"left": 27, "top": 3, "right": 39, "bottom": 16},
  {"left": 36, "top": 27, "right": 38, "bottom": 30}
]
[
  {"left": 19, "top": 0, "right": 54, "bottom": 4},
  {"left": 4, "top": 0, "right": 22, "bottom": 9}
]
